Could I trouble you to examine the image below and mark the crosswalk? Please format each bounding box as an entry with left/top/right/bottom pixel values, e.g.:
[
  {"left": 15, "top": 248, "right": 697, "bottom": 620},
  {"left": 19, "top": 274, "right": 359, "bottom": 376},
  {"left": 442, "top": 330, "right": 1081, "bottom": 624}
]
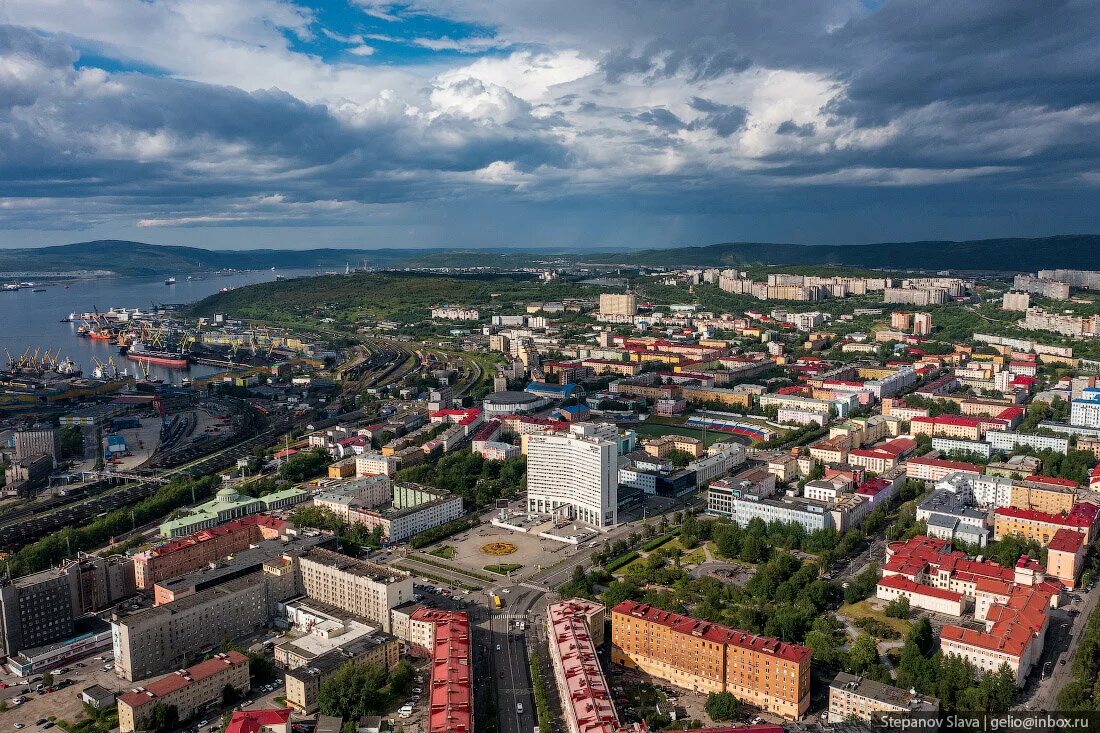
[{"left": 493, "top": 611, "right": 532, "bottom": 620}]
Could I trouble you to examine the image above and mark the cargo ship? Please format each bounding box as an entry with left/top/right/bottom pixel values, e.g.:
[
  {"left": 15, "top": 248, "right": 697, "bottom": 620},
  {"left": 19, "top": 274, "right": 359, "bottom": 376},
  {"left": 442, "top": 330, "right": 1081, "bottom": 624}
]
[{"left": 123, "top": 341, "right": 190, "bottom": 368}]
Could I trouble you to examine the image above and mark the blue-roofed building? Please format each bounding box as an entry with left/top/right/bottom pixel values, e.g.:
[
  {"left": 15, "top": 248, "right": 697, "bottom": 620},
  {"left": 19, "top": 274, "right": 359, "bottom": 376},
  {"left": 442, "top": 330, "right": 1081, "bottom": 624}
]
[
  {"left": 551, "top": 404, "right": 591, "bottom": 422},
  {"left": 525, "top": 381, "right": 585, "bottom": 401}
]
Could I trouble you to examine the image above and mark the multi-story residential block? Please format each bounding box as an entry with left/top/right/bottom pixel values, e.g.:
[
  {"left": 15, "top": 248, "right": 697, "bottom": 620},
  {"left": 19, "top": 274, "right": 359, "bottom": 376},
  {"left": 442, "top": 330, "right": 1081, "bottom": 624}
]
[
  {"left": 910, "top": 415, "right": 983, "bottom": 440},
  {"left": 599, "top": 293, "right": 638, "bottom": 317},
  {"left": 283, "top": 628, "right": 400, "bottom": 713},
  {"left": 1002, "top": 291, "right": 1032, "bottom": 312},
  {"left": 1013, "top": 274, "right": 1070, "bottom": 299},
  {"left": 1037, "top": 269, "right": 1100, "bottom": 290},
  {"left": 312, "top": 475, "right": 393, "bottom": 521},
  {"left": 986, "top": 430, "right": 1070, "bottom": 455},
  {"left": 1046, "top": 528, "right": 1086, "bottom": 589},
  {"left": 827, "top": 671, "right": 939, "bottom": 724},
  {"left": 994, "top": 502, "right": 1099, "bottom": 546},
  {"left": 527, "top": 422, "right": 619, "bottom": 527},
  {"left": 1071, "top": 387, "right": 1100, "bottom": 428},
  {"left": 731, "top": 494, "right": 832, "bottom": 533},
  {"left": 931, "top": 437, "right": 992, "bottom": 460},
  {"left": 883, "top": 287, "right": 948, "bottom": 306},
  {"left": 343, "top": 483, "right": 463, "bottom": 542},
  {"left": 117, "top": 652, "right": 250, "bottom": 733},
  {"left": 1021, "top": 307, "right": 1100, "bottom": 338},
  {"left": 112, "top": 558, "right": 302, "bottom": 681},
  {"left": 298, "top": 549, "right": 413, "bottom": 632},
  {"left": 418, "top": 609, "right": 474, "bottom": 733},
  {"left": 611, "top": 600, "right": 812, "bottom": 719},
  {"left": 547, "top": 600, "right": 644, "bottom": 733},
  {"left": 1010, "top": 479, "right": 1077, "bottom": 514},
  {"left": 354, "top": 451, "right": 398, "bottom": 477},
  {"left": 905, "top": 456, "right": 982, "bottom": 482}
]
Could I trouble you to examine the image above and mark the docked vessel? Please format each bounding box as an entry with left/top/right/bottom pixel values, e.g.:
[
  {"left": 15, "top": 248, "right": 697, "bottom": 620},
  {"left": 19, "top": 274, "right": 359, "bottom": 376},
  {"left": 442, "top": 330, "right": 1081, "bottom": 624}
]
[
  {"left": 165, "top": 277, "right": 176, "bottom": 285},
  {"left": 124, "top": 340, "right": 190, "bottom": 368}
]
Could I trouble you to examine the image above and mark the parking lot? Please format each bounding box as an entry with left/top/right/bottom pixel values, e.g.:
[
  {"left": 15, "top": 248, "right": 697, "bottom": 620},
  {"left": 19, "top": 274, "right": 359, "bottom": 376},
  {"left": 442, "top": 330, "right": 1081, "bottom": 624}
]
[{"left": 2, "top": 652, "right": 123, "bottom": 729}]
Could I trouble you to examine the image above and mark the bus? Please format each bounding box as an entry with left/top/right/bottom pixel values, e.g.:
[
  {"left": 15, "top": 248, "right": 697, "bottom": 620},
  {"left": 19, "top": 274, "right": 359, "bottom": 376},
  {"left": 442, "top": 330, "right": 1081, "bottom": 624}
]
[{"left": 493, "top": 594, "right": 503, "bottom": 609}]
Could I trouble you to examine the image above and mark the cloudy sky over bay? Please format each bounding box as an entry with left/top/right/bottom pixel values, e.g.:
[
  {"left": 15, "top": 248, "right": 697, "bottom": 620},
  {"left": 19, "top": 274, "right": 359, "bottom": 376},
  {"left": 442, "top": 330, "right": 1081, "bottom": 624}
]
[{"left": 1, "top": 0, "right": 1098, "bottom": 249}]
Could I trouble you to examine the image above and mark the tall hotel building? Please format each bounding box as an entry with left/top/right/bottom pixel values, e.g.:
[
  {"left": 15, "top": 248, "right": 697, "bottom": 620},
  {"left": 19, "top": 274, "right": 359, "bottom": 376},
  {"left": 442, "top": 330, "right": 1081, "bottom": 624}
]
[
  {"left": 611, "top": 600, "right": 811, "bottom": 719},
  {"left": 527, "top": 423, "right": 619, "bottom": 527}
]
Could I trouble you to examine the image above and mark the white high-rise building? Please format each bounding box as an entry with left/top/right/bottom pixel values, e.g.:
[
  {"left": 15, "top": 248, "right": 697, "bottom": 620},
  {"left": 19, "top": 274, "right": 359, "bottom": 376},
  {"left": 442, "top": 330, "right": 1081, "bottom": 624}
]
[{"left": 526, "top": 422, "right": 619, "bottom": 527}]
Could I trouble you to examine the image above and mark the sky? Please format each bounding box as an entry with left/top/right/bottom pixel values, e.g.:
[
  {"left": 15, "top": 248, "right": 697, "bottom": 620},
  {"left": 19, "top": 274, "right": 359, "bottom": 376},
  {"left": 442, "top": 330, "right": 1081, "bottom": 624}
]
[{"left": 1, "top": 0, "right": 1098, "bottom": 250}]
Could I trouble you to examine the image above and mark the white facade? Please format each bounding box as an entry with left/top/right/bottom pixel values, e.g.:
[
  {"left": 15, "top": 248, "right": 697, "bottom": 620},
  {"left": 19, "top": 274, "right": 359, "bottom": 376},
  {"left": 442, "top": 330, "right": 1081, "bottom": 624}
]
[
  {"left": 527, "top": 422, "right": 619, "bottom": 527},
  {"left": 986, "top": 431, "right": 1071, "bottom": 454},
  {"left": 731, "top": 495, "right": 832, "bottom": 533},
  {"left": 932, "top": 437, "right": 992, "bottom": 459},
  {"left": 355, "top": 452, "right": 398, "bottom": 477}
]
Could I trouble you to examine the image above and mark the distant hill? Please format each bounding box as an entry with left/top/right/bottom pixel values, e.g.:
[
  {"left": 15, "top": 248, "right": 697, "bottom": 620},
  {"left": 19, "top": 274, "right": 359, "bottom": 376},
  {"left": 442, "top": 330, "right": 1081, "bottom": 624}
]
[
  {"left": 585, "top": 235, "right": 1100, "bottom": 271},
  {"left": 0, "top": 240, "right": 470, "bottom": 277},
  {"left": 2, "top": 235, "right": 1100, "bottom": 276}
]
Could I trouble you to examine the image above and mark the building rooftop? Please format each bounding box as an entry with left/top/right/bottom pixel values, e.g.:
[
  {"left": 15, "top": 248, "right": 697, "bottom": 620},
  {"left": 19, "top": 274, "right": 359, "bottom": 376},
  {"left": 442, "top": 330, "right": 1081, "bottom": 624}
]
[
  {"left": 829, "top": 671, "right": 939, "bottom": 712},
  {"left": 412, "top": 609, "right": 473, "bottom": 733},
  {"left": 225, "top": 709, "right": 292, "bottom": 733},
  {"left": 1048, "top": 527, "right": 1086, "bottom": 553},
  {"left": 548, "top": 599, "right": 634, "bottom": 733},
  {"left": 612, "top": 600, "right": 811, "bottom": 664},
  {"left": 119, "top": 651, "right": 248, "bottom": 709},
  {"left": 301, "top": 548, "right": 410, "bottom": 584},
  {"left": 877, "top": 573, "right": 962, "bottom": 602}
]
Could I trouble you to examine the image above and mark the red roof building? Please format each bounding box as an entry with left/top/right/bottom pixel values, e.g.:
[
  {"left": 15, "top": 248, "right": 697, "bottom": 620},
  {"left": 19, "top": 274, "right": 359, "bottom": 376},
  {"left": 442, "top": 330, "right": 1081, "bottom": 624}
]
[
  {"left": 413, "top": 609, "right": 474, "bottom": 733},
  {"left": 224, "top": 709, "right": 292, "bottom": 733},
  {"left": 548, "top": 600, "right": 647, "bottom": 733}
]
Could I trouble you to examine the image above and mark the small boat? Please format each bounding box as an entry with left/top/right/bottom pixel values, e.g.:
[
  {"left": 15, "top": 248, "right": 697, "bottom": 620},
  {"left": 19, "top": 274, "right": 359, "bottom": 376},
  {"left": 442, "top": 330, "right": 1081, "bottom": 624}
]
[
  {"left": 32, "top": 288, "right": 46, "bottom": 292},
  {"left": 165, "top": 277, "right": 176, "bottom": 285},
  {"left": 271, "top": 266, "right": 276, "bottom": 271},
  {"left": 220, "top": 287, "right": 230, "bottom": 292}
]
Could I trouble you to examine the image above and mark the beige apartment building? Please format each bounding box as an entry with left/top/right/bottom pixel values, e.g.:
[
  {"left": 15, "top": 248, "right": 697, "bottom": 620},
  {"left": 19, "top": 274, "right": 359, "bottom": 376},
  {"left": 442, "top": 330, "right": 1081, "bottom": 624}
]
[
  {"left": 298, "top": 549, "right": 413, "bottom": 632},
  {"left": 599, "top": 293, "right": 638, "bottom": 316},
  {"left": 117, "top": 652, "right": 250, "bottom": 732}
]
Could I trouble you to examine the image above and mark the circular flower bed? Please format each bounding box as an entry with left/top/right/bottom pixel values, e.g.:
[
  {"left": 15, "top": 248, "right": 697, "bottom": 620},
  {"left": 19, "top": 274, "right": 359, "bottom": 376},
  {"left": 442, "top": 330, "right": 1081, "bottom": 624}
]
[{"left": 481, "top": 541, "right": 518, "bottom": 556}]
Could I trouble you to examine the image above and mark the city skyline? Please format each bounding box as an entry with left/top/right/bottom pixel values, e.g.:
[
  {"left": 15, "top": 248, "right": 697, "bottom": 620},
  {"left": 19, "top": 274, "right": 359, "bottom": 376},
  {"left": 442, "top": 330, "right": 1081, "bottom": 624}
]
[{"left": 1, "top": 1, "right": 1099, "bottom": 249}]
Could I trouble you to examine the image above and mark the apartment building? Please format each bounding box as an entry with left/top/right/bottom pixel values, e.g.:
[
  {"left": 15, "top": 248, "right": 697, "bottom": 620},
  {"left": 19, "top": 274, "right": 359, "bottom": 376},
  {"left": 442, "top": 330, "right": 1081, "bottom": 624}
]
[
  {"left": 117, "top": 652, "right": 250, "bottom": 733},
  {"left": 611, "top": 600, "right": 811, "bottom": 719},
  {"left": 355, "top": 452, "right": 398, "bottom": 477},
  {"left": 283, "top": 631, "right": 400, "bottom": 713},
  {"left": 298, "top": 549, "right": 413, "bottom": 632},
  {"left": 343, "top": 483, "right": 463, "bottom": 542},
  {"left": 1071, "top": 388, "right": 1100, "bottom": 428},
  {"left": 883, "top": 287, "right": 948, "bottom": 306},
  {"left": 827, "top": 672, "right": 939, "bottom": 724},
  {"left": 527, "top": 422, "right": 619, "bottom": 527},
  {"left": 600, "top": 293, "right": 638, "bottom": 317},
  {"left": 905, "top": 456, "right": 982, "bottom": 483},
  {"left": 994, "top": 502, "right": 1099, "bottom": 546},
  {"left": 113, "top": 559, "right": 301, "bottom": 681},
  {"left": 1002, "top": 291, "right": 1032, "bottom": 312},
  {"left": 418, "top": 609, "right": 474, "bottom": 733},
  {"left": 132, "top": 515, "right": 288, "bottom": 590},
  {"left": 1046, "top": 528, "right": 1087, "bottom": 589},
  {"left": 986, "top": 430, "right": 1070, "bottom": 455},
  {"left": 1013, "top": 274, "right": 1070, "bottom": 300},
  {"left": 910, "top": 415, "right": 983, "bottom": 441},
  {"left": 547, "top": 600, "right": 643, "bottom": 733}
]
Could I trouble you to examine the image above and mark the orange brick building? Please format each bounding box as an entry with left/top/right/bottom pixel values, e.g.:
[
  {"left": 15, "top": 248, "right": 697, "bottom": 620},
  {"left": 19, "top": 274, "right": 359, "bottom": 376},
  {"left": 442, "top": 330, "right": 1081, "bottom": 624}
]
[{"left": 610, "top": 601, "right": 811, "bottom": 719}]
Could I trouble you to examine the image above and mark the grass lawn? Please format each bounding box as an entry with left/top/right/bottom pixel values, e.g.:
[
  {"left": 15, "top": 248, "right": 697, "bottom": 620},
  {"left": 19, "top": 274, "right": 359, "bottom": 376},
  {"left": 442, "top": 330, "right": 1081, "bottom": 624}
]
[
  {"left": 839, "top": 598, "right": 913, "bottom": 637},
  {"left": 484, "top": 563, "right": 523, "bottom": 575},
  {"left": 428, "top": 545, "right": 455, "bottom": 559}
]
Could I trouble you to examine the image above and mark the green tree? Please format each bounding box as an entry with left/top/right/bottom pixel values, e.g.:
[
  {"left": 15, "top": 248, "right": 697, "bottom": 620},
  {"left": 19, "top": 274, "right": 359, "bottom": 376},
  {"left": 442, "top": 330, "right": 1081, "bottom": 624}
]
[
  {"left": 704, "top": 691, "right": 741, "bottom": 722},
  {"left": 846, "top": 633, "right": 879, "bottom": 675},
  {"left": 149, "top": 704, "right": 179, "bottom": 733},
  {"left": 885, "top": 595, "right": 910, "bottom": 619}
]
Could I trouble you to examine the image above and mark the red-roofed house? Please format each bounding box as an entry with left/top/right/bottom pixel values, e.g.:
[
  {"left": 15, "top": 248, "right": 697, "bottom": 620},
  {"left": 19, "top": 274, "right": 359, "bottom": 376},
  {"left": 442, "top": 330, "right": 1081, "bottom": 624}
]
[
  {"left": 877, "top": 573, "right": 964, "bottom": 615},
  {"left": 994, "top": 502, "right": 1099, "bottom": 546},
  {"left": 548, "top": 600, "right": 647, "bottom": 733},
  {"left": 905, "top": 455, "right": 982, "bottom": 482},
  {"left": 118, "top": 652, "right": 250, "bottom": 732},
  {"left": 1047, "top": 528, "right": 1087, "bottom": 589},
  {"left": 415, "top": 609, "right": 474, "bottom": 733},
  {"left": 611, "top": 601, "right": 811, "bottom": 719},
  {"left": 224, "top": 709, "right": 292, "bottom": 733}
]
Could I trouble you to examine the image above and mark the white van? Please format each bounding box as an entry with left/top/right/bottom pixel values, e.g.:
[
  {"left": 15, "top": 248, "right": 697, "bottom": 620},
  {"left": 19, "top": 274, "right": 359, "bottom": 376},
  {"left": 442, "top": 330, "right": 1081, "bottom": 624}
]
[{"left": 516, "top": 703, "right": 524, "bottom": 714}]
